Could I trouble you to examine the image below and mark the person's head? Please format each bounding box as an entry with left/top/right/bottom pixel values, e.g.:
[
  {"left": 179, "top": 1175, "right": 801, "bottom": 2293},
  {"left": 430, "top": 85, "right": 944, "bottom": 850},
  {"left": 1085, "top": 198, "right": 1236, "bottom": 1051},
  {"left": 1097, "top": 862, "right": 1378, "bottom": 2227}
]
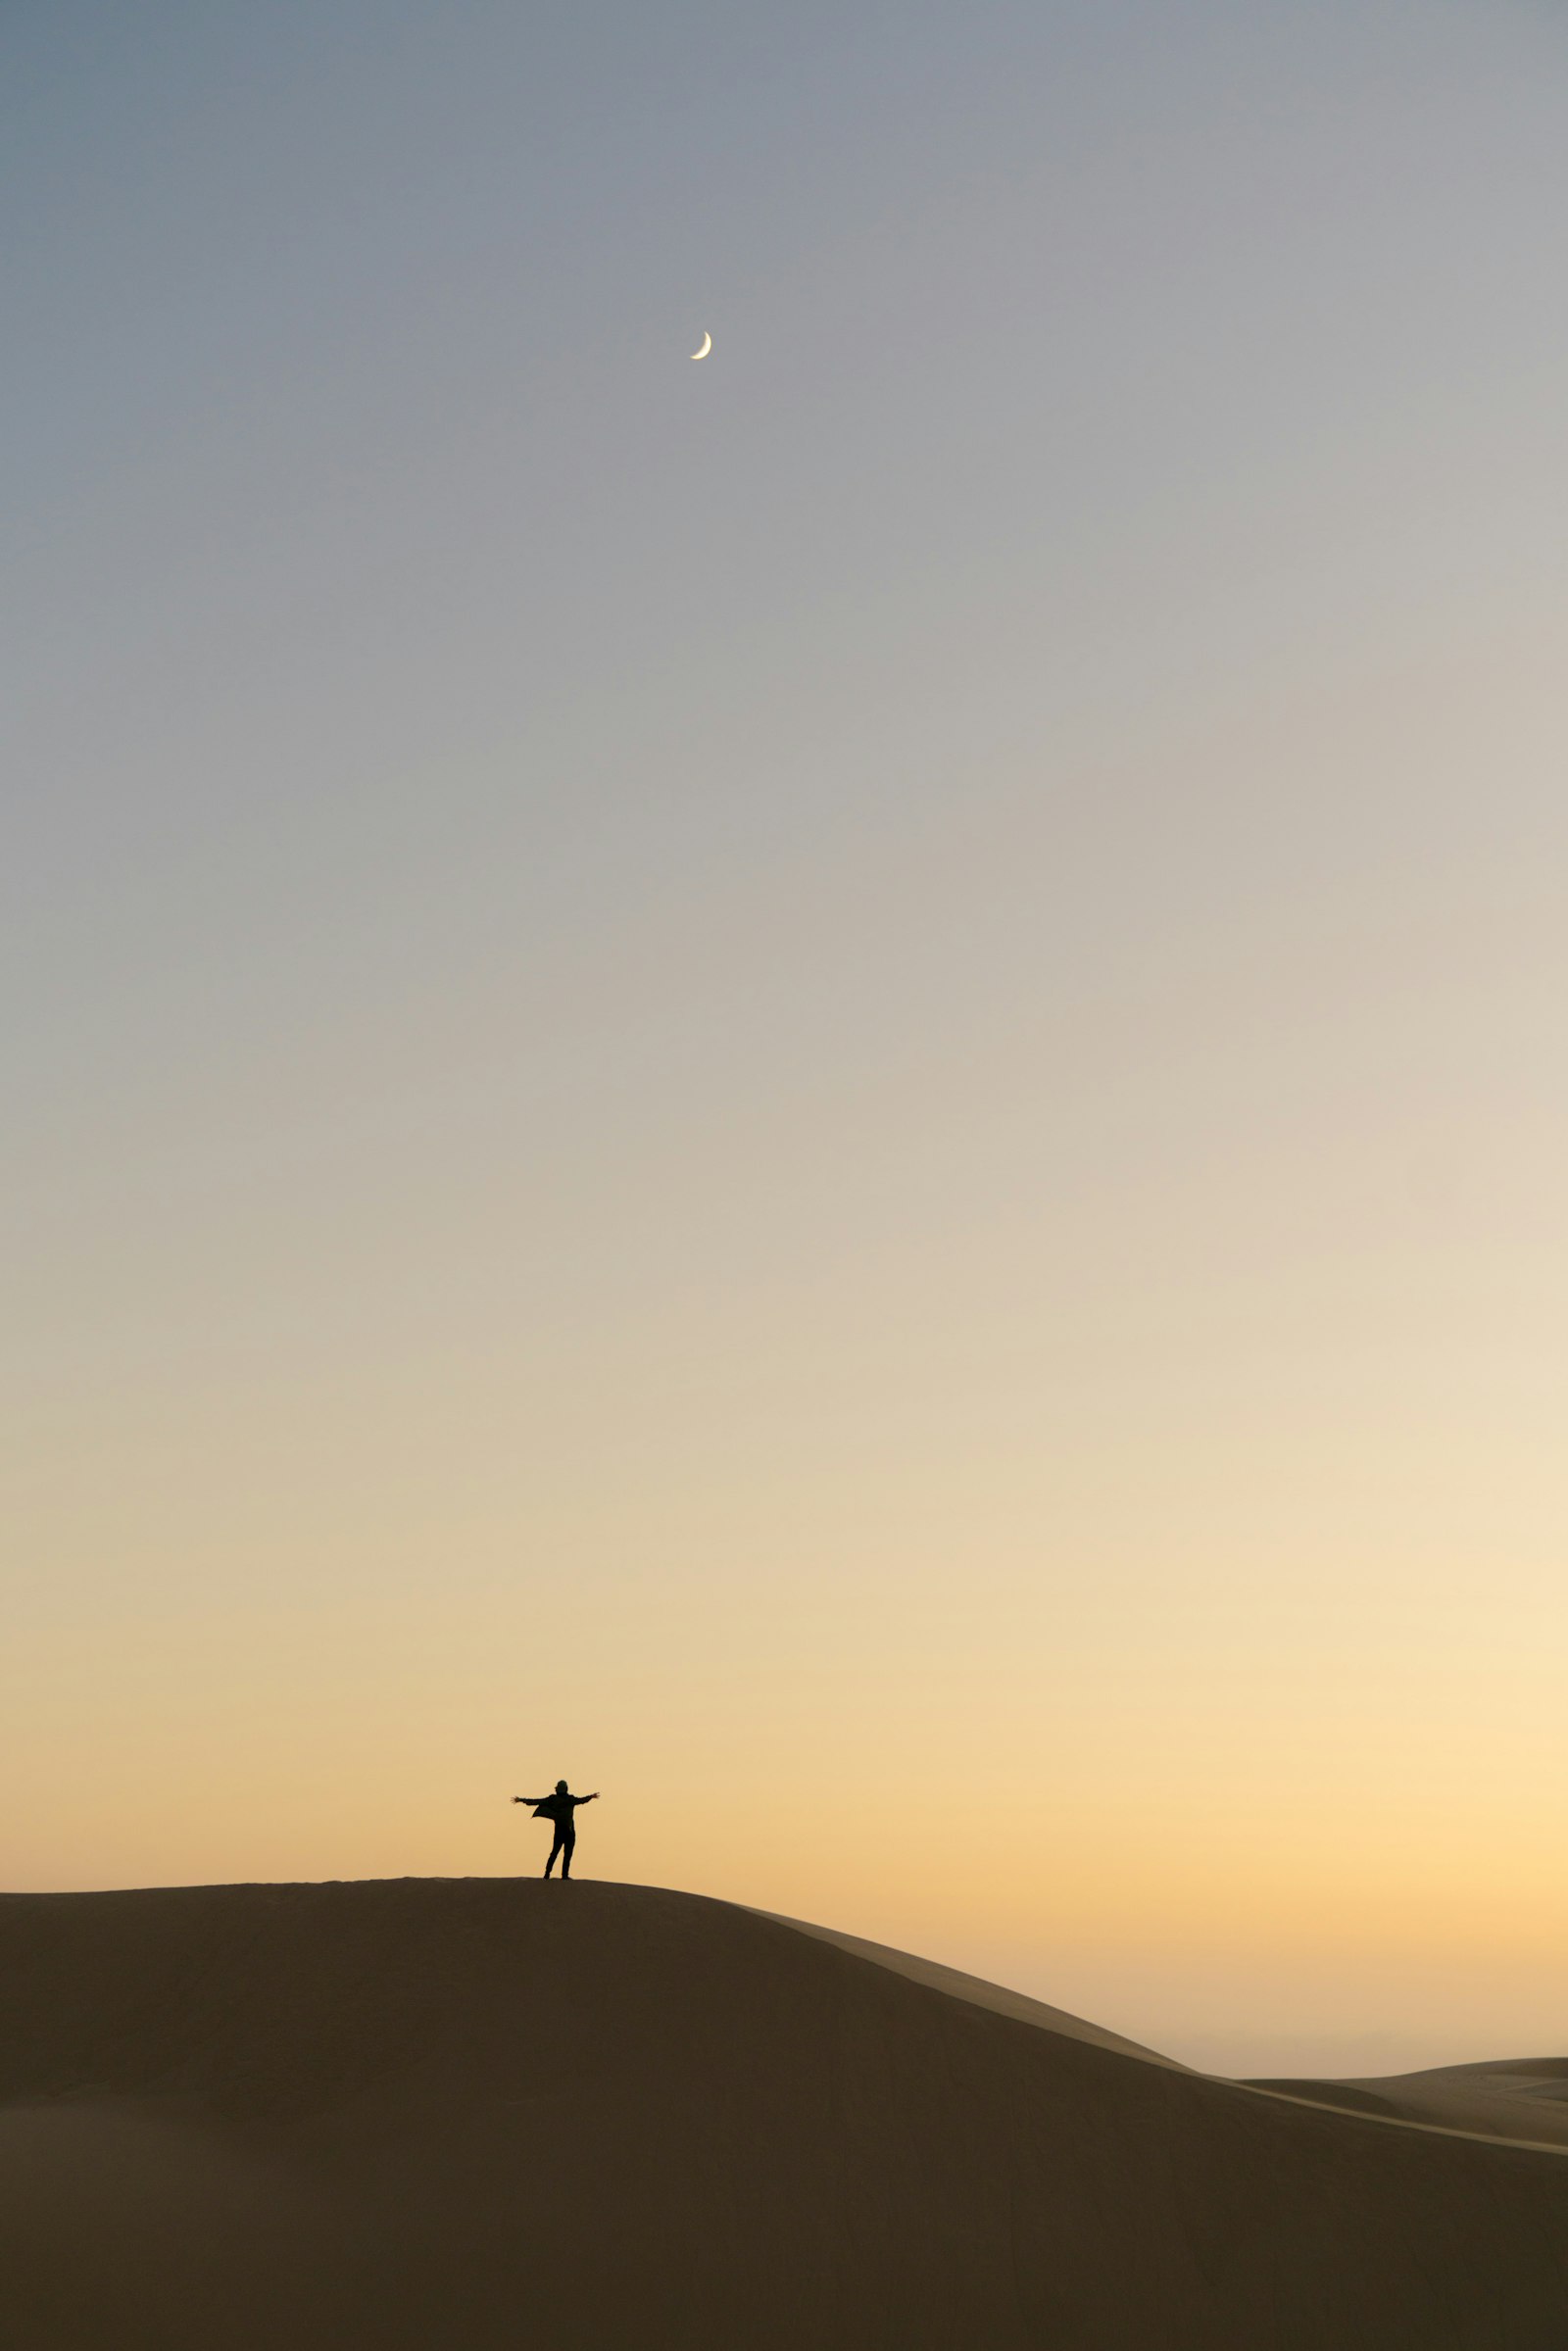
[{"left": 556, "top": 1779, "right": 568, "bottom": 1794}]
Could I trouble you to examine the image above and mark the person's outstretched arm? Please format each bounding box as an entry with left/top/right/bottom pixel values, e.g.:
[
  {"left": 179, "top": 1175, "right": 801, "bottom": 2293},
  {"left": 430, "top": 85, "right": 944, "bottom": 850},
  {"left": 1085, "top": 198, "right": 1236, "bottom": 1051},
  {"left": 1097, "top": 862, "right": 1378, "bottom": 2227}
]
[
  {"left": 576, "top": 1792, "right": 600, "bottom": 1804},
  {"left": 513, "top": 1795, "right": 548, "bottom": 1805}
]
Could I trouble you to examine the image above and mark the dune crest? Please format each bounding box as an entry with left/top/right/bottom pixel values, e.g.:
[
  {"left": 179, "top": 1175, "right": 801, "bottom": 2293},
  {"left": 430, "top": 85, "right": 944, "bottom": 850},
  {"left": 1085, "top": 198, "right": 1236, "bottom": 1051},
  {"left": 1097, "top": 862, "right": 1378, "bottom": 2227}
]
[
  {"left": 3, "top": 1877, "right": 1567, "bottom": 2348},
  {"left": 1249, "top": 2055, "right": 1568, "bottom": 2151},
  {"left": 753, "top": 1906, "right": 1193, "bottom": 2069}
]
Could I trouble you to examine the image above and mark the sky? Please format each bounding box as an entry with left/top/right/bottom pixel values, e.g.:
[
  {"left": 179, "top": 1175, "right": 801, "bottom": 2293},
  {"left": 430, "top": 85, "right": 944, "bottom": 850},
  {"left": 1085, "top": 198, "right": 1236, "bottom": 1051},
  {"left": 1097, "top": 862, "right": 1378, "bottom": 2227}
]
[{"left": 4, "top": 0, "right": 1567, "bottom": 2078}]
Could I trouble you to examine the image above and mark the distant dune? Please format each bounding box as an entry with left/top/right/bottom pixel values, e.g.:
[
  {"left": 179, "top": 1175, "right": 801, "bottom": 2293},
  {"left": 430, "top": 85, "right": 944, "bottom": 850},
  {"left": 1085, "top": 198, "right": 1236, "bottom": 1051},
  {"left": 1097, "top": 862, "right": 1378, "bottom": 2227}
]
[
  {"left": 1248, "top": 2056, "right": 1568, "bottom": 2151},
  {"left": 4, "top": 1880, "right": 1567, "bottom": 2349}
]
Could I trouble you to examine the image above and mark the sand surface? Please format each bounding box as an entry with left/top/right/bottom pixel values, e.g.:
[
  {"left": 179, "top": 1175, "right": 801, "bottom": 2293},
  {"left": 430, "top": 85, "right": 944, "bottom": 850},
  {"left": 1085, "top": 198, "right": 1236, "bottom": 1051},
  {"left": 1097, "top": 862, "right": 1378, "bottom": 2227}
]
[
  {"left": 4, "top": 1878, "right": 1567, "bottom": 2349},
  {"left": 1250, "top": 2056, "right": 1568, "bottom": 2151}
]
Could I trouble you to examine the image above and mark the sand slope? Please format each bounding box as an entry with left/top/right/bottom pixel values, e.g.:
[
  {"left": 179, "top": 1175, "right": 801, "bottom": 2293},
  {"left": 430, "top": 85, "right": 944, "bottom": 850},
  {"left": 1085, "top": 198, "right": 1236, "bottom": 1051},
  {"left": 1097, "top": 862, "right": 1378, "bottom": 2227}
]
[
  {"left": 1250, "top": 2057, "right": 1568, "bottom": 2152},
  {"left": 3, "top": 1879, "right": 1567, "bottom": 2350}
]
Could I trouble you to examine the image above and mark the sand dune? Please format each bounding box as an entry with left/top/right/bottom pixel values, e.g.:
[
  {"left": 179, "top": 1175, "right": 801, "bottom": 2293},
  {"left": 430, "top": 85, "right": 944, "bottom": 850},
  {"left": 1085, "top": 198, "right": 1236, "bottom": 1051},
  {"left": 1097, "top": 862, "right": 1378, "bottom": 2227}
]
[
  {"left": 1250, "top": 2056, "right": 1568, "bottom": 2152},
  {"left": 4, "top": 1880, "right": 1567, "bottom": 2349}
]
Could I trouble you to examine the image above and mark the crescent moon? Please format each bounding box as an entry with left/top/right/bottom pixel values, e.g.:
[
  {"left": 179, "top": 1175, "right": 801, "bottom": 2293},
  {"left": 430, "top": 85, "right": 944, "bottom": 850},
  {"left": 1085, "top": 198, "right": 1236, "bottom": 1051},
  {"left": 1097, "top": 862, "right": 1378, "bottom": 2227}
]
[{"left": 691, "top": 332, "right": 712, "bottom": 360}]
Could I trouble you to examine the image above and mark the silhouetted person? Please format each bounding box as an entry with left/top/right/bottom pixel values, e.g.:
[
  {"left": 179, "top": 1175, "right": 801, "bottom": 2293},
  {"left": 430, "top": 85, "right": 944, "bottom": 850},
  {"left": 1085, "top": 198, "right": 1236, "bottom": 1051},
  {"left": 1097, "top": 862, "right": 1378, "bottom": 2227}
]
[{"left": 513, "top": 1779, "right": 599, "bottom": 1879}]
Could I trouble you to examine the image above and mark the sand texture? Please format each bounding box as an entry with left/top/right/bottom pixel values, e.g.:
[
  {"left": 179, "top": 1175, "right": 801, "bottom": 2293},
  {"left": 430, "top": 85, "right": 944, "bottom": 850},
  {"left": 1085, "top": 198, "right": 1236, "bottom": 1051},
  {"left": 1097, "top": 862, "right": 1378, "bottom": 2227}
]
[{"left": 4, "top": 1878, "right": 1567, "bottom": 2349}]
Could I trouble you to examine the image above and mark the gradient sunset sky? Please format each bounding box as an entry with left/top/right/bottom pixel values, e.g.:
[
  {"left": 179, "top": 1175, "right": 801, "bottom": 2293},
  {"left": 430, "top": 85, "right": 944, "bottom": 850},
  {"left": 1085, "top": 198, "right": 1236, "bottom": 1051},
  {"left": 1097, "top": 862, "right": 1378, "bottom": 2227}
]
[{"left": 6, "top": 0, "right": 1567, "bottom": 2077}]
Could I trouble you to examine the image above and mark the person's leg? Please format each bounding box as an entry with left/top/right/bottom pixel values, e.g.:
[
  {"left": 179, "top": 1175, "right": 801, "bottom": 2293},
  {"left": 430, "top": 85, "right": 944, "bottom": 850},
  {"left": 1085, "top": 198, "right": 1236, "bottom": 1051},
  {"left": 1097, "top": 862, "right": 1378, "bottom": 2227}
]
[
  {"left": 561, "top": 1827, "right": 576, "bottom": 1881},
  {"left": 545, "top": 1826, "right": 566, "bottom": 1879}
]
